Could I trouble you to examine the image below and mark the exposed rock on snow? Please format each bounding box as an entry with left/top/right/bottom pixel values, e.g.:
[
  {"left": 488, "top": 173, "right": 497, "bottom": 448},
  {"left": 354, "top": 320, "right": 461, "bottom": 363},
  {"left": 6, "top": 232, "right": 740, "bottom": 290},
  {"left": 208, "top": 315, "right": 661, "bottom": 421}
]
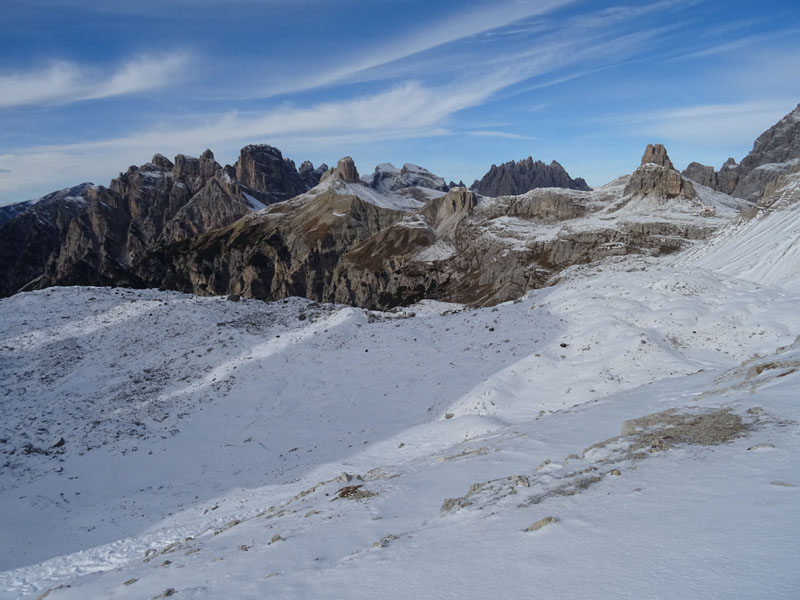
[
  {"left": 363, "top": 163, "right": 448, "bottom": 193},
  {"left": 623, "top": 144, "right": 696, "bottom": 203},
  {"left": 682, "top": 161, "right": 717, "bottom": 188},
  {"left": 333, "top": 156, "right": 360, "bottom": 184},
  {"left": 640, "top": 143, "right": 674, "bottom": 169}
]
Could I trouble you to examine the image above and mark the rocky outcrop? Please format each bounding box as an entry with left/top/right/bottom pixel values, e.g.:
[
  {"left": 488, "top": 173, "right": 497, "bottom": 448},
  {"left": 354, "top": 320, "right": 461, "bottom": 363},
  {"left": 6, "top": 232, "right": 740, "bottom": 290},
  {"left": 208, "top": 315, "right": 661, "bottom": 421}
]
[
  {"left": 335, "top": 157, "right": 360, "bottom": 183},
  {"left": 299, "top": 160, "right": 329, "bottom": 190},
  {"left": 682, "top": 104, "right": 800, "bottom": 201},
  {"left": 716, "top": 158, "right": 739, "bottom": 195},
  {"left": 0, "top": 185, "right": 93, "bottom": 296},
  {"left": 234, "top": 145, "right": 307, "bottom": 204},
  {"left": 640, "top": 144, "right": 674, "bottom": 169},
  {"left": 623, "top": 145, "right": 696, "bottom": 202},
  {"left": 471, "top": 157, "right": 590, "bottom": 196},
  {"left": 364, "top": 163, "right": 448, "bottom": 192},
  {"left": 732, "top": 103, "right": 800, "bottom": 200},
  {"left": 682, "top": 162, "right": 717, "bottom": 188},
  {"left": 129, "top": 187, "right": 405, "bottom": 302},
  {"left": 422, "top": 187, "right": 476, "bottom": 228}
]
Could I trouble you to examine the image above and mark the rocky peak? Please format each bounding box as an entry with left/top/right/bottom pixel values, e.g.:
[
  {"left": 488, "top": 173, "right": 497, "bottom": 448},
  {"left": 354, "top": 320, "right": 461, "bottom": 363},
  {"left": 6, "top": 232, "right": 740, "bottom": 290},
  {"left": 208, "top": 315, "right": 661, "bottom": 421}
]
[
  {"left": 335, "top": 156, "right": 360, "bottom": 184},
  {"left": 172, "top": 152, "right": 220, "bottom": 185},
  {"left": 234, "top": 145, "right": 306, "bottom": 203},
  {"left": 471, "top": 156, "right": 590, "bottom": 196},
  {"left": 682, "top": 156, "right": 739, "bottom": 195},
  {"left": 731, "top": 103, "right": 800, "bottom": 200},
  {"left": 150, "top": 154, "right": 174, "bottom": 171},
  {"left": 640, "top": 144, "right": 674, "bottom": 169},
  {"left": 624, "top": 144, "right": 695, "bottom": 201},
  {"left": 422, "top": 186, "right": 476, "bottom": 231},
  {"left": 365, "top": 162, "right": 447, "bottom": 192},
  {"left": 681, "top": 162, "right": 717, "bottom": 189},
  {"left": 715, "top": 158, "right": 739, "bottom": 195},
  {"left": 438, "top": 187, "right": 476, "bottom": 216},
  {"left": 299, "top": 160, "right": 329, "bottom": 190}
]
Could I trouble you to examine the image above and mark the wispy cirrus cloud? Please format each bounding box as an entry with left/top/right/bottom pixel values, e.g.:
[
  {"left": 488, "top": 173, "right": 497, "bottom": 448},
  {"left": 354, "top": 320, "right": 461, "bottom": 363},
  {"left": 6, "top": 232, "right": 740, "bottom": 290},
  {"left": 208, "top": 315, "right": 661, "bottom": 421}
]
[
  {"left": 0, "top": 52, "right": 191, "bottom": 109},
  {"left": 0, "top": 79, "right": 502, "bottom": 196},
  {"left": 0, "top": 2, "right": 695, "bottom": 199},
  {"left": 606, "top": 100, "right": 796, "bottom": 144},
  {"left": 252, "top": 0, "right": 578, "bottom": 97},
  {"left": 667, "top": 27, "right": 800, "bottom": 62}
]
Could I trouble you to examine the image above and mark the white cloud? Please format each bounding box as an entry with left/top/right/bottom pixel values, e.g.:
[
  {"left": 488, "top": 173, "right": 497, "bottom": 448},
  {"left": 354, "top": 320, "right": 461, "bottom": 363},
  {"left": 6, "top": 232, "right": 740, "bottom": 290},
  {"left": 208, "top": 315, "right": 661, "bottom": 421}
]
[
  {"left": 253, "top": 0, "right": 578, "bottom": 97},
  {"left": 0, "top": 53, "right": 190, "bottom": 109},
  {"left": 619, "top": 100, "right": 796, "bottom": 144},
  {"left": 0, "top": 79, "right": 502, "bottom": 199}
]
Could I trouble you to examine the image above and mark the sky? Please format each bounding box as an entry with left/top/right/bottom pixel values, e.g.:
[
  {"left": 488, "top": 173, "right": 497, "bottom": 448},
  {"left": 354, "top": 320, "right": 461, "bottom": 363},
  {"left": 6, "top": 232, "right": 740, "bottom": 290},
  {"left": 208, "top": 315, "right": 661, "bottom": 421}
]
[{"left": 1, "top": 0, "right": 799, "bottom": 204}]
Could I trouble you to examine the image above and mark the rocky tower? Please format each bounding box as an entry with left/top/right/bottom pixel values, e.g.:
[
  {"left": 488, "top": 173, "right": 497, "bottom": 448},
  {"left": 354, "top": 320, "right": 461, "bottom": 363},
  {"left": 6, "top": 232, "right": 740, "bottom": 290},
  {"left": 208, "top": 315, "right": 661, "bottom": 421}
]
[
  {"left": 624, "top": 144, "right": 696, "bottom": 201},
  {"left": 234, "top": 145, "right": 307, "bottom": 204},
  {"left": 640, "top": 144, "right": 674, "bottom": 169},
  {"left": 336, "top": 157, "right": 360, "bottom": 183}
]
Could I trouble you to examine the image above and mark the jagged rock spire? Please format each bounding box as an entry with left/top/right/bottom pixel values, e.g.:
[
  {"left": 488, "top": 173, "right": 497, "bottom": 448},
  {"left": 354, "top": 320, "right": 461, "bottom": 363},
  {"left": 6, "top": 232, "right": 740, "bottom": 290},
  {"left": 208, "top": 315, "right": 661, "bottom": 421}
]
[{"left": 640, "top": 144, "right": 674, "bottom": 170}]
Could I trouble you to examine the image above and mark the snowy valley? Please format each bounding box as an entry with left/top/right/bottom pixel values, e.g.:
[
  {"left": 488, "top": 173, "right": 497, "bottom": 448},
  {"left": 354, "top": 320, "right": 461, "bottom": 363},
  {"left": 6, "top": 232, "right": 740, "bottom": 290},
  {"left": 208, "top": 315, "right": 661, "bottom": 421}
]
[{"left": 2, "top": 105, "right": 800, "bottom": 599}]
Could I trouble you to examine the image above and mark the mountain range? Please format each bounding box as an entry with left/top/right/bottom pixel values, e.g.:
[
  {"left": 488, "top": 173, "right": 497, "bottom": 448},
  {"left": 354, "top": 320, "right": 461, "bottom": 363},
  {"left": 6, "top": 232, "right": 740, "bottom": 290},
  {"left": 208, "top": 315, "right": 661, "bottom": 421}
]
[{"left": 2, "top": 103, "right": 798, "bottom": 310}]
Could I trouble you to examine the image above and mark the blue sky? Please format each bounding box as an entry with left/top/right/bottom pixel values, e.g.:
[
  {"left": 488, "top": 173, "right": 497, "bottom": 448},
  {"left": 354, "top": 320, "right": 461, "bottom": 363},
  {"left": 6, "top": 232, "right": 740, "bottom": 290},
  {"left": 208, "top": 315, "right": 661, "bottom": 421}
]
[{"left": 1, "top": 0, "right": 799, "bottom": 204}]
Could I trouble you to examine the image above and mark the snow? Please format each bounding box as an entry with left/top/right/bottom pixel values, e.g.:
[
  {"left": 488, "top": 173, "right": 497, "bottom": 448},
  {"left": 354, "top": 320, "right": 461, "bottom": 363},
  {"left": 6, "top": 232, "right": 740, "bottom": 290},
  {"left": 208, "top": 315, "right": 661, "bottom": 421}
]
[
  {"left": 413, "top": 240, "right": 457, "bottom": 262},
  {"left": 2, "top": 186, "right": 800, "bottom": 598},
  {"left": 362, "top": 162, "right": 447, "bottom": 194},
  {"left": 335, "top": 181, "right": 424, "bottom": 211},
  {"left": 242, "top": 192, "right": 267, "bottom": 212},
  {"left": 678, "top": 172, "right": 800, "bottom": 292},
  {"left": 753, "top": 158, "right": 800, "bottom": 172}
]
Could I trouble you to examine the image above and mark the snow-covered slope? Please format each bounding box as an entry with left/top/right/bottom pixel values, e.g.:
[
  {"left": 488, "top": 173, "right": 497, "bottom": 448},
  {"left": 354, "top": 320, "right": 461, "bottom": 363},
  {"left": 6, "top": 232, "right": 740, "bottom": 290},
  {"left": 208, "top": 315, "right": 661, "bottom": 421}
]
[
  {"left": 362, "top": 163, "right": 447, "bottom": 193},
  {"left": 288, "top": 176, "right": 437, "bottom": 212},
  {"left": 2, "top": 197, "right": 800, "bottom": 598},
  {"left": 679, "top": 168, "right": 800, "bottom": 291}
]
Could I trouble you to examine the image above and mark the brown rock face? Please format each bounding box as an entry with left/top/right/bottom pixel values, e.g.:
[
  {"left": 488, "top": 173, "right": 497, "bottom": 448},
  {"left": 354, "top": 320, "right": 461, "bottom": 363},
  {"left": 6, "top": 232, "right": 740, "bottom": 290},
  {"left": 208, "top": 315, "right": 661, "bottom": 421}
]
[
  {"left": 336, "top": 157, "right": 360, "bottom": 183},
  {"left": 234, "top": 145, "right": 307, "bottom": 204},
  {"left": 640, "top": 144, "right": 674, "bottom": 169},
  {"left": 0, "top": 145, "right": 307, "bottom": 297},
  {"left": 422, "top": 187, "right": 476, "bottom": 225},
  {"left": 682, "top": 162, "right": 717, "bottom": 188},
  {"left": 716, "top": 158, "right": 739, "bottom": 195},
  {"left": 624, "top": 145, "right": 695, "bottom": 201}
]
